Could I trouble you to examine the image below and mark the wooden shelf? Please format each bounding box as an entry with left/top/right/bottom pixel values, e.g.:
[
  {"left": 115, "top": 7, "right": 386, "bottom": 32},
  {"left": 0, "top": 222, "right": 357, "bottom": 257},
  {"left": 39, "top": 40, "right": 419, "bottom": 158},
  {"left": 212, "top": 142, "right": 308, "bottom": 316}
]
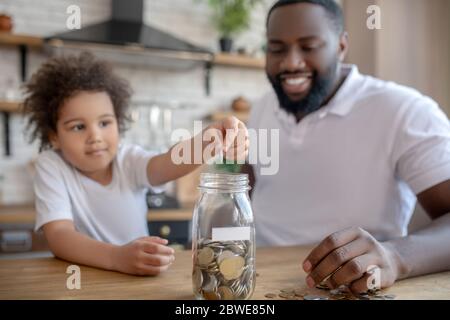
[
  {"left": 0, "top": 205, "right": 193, "bottom": 224},
  {"left": 0, "top": 32, "right": 43, "bottom": 48},
  {"left": 213, "top": 53, "right": 265, "bottom": 69},
  {"left": 0, "top": 34, "right": 266, "bottom": 69},
  {"left": 0, "top": 101, "right": 21, "bottom": 113},
  {"left": 210, "top": 110, "right": 250, "bottom": 123},
  {"left": 147, "top": 208, "right": 193, "bottom": 222}
]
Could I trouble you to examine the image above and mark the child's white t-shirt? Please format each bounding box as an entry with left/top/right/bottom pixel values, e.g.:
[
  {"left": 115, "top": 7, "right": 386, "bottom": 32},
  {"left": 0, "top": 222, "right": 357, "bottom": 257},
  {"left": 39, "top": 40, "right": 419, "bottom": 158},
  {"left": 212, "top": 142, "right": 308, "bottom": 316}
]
[{"left": 33, "top": 144, "right": 164, "bottom": 245}]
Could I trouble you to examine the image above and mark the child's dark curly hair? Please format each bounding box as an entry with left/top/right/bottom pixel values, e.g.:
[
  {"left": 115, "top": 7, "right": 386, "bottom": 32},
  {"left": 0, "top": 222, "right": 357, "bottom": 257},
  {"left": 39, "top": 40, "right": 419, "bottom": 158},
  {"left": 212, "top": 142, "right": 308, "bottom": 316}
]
[{"left": 23, "top": 51, "right": 132, "bottom": 151}]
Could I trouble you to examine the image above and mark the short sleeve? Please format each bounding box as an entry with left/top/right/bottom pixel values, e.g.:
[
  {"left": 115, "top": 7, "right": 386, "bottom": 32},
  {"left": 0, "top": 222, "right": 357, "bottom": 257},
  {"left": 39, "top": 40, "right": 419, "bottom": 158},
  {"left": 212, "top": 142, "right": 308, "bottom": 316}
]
[
  {"left": 246, "top": 93, "right": 273, "bottom": 164},
  {"left": 34, "top": 153, "right": 73, "bottom": 232},
  {"left": 247, "top": 93, "right": 271, "bottom": 131},
  {"left": 393, "top": 97, "right": 450, "bottom": 194},
  {"left": 120, "top": 144, "right": 165, "bottom": 193}
]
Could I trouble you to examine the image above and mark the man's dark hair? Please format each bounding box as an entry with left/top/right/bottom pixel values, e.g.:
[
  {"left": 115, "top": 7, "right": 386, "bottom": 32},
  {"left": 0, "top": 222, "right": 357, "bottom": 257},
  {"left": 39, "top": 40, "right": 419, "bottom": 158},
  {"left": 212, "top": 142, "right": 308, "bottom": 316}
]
[
  {"left": 23, "top": 52, "right": 132, "bottom": 151},
  {"left": 266, "top": 0, "right": 344, "bottom": 35}
]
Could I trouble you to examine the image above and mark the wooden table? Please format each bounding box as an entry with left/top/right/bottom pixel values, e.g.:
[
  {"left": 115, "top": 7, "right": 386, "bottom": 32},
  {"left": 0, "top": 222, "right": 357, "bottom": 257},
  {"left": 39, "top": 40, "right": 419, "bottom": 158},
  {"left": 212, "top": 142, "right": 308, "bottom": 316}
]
[{"left": 0, "top": 246, "right": 449, "bottom": 300}]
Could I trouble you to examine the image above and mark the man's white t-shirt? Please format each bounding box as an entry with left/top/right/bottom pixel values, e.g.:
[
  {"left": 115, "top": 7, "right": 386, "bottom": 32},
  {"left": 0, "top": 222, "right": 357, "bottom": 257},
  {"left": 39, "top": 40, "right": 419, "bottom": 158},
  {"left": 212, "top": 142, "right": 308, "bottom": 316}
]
[
  {"left": 34, "top": 144, "right": 163, "bottom": 245},
  {"left": 248, "top": 64, "right": 450, "bottom": 247}
]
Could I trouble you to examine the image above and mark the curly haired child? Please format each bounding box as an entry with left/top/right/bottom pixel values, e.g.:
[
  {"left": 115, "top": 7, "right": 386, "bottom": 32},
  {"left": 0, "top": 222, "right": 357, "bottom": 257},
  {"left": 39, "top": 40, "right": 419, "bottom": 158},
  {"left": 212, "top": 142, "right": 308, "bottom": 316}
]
[{"left": 23, "top": 52, "right": 248, "bottom": 276}]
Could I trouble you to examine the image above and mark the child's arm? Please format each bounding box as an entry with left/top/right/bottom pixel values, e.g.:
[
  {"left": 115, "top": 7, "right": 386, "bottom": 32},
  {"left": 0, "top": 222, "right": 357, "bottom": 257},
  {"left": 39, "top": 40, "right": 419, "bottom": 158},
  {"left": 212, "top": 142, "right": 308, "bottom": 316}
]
[
  {"left": 147, "top": 116, "right": 249, "bottom": 186},
  {"left": 43, "top": 220, "right": 175, "bottom": 275}
]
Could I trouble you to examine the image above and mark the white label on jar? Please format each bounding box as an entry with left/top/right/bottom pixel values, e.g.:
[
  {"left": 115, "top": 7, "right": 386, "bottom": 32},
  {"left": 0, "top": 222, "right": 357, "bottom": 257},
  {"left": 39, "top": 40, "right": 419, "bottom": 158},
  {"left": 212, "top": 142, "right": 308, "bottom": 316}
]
[{"left": 212, "top": 227, "right": 251, "bottom": 241}]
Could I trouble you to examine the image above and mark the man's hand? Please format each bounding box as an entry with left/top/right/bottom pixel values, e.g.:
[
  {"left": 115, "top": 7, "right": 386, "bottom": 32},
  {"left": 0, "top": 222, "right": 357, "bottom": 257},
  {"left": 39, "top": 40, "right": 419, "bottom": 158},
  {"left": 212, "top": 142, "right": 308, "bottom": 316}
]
[
  {"left": 302, "top": 227, "right": 404, "bottom": 293},
  {"left": 111, "top": 236, "right": 175, "bottom": 276}
]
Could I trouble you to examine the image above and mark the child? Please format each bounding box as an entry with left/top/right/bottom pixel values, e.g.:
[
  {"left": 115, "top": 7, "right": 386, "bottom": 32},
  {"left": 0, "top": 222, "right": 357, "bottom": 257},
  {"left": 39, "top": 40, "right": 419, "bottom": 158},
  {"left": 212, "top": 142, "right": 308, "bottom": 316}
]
[{"left": 23, "top": 52, "right": 249, "bottom": 276}]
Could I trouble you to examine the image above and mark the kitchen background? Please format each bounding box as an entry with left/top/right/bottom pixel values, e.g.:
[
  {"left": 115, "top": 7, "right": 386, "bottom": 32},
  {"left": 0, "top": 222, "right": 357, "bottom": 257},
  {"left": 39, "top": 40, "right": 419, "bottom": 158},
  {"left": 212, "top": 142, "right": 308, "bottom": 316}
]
[{"left": 0, "top": 0, "right": 449, "bottom": 255}]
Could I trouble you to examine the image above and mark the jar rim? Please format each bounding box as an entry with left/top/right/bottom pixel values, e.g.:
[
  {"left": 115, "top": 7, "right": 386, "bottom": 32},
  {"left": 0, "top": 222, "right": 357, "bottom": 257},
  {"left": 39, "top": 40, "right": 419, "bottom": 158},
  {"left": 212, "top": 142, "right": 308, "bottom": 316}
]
[{"left": 198, "top": 172, "right": 250, "bottom": 192}]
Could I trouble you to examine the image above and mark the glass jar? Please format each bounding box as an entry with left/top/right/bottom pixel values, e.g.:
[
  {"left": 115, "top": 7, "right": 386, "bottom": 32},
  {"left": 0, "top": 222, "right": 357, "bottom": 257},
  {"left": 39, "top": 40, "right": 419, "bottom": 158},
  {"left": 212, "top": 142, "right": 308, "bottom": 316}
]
[{"left": 191, "top": 173, "right": 256, "bottom": 300}]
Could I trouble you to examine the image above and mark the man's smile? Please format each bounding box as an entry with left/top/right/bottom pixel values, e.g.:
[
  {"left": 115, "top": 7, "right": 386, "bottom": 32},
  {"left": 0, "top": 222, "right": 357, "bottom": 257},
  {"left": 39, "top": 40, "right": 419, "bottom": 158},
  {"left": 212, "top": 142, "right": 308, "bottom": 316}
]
[{"left": 280, "top": 73, "right": 313, "bottom": 98}]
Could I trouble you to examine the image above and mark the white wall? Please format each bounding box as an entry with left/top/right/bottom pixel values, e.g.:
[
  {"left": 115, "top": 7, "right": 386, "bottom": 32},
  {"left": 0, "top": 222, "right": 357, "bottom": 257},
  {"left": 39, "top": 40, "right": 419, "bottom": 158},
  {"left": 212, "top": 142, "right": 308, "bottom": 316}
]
[
  {"left": 343, "top": 0, "right": 450, "bottom": 115},
  {"left": 0, "top": 0, "right": 274, "bottom": 204}
]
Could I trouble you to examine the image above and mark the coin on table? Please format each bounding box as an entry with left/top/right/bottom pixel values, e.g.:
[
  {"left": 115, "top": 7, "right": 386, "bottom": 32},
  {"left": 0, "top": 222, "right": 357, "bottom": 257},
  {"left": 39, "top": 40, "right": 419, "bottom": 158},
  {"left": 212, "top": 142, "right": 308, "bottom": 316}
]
[
  {"left": 294, "top": 288, "right": 306, "bottom": 297},
  {"left": 278, "top": 292, "right": 295, "bottom": 299},
  {"left": 217, "top": 250, "right": 235, "bottom": 265},
  {"left": 265, "top": 293, "right": 277, "bottom": 299},
  {"left": 219, "top": 256, "right": 245, "bottom": 280},
  {"left": 198, "top": 247, "right": 215, "bottom": 267},
  {"left": 218, "top": 286, "right": 234, "bottom": 300},
  {"left": 329, "top": 289, "right": 341, "bottom": 296},
  {"left": 304, "top": 295, "right": 329, "bottom": 300},
  {"left": 315, "top": 282, "right": 330, "bottom": 290},
  {"left": 280, "top": 288, "right": 295, "bottom": 294}
]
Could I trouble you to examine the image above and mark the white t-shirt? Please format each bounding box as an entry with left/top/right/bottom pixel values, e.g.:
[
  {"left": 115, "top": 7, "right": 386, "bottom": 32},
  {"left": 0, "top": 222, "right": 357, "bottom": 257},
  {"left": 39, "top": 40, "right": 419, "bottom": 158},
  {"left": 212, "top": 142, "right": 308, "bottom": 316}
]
[
  {"left": 248, "top": 64, "right": 450, "bottom": 247},
  {"left": 34, "top": 144, "right": 163, "bottom": 245}
]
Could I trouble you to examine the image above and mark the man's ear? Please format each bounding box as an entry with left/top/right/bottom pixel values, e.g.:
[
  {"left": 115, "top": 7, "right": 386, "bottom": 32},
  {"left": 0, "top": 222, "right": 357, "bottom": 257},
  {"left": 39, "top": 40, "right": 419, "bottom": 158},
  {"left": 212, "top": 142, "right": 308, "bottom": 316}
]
[
  {"left": 49, "top": 130, "right": 60, "bottom": 150},
  {"left": 338, "top": 31, "right": 349, "bottom": 62}
]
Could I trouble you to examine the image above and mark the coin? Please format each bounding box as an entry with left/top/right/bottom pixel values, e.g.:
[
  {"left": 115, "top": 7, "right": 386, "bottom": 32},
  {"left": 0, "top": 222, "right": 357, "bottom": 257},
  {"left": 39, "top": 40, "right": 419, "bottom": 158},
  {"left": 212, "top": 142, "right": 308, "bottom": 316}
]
[
  {"left": 228, "top": 243, "right": 246, "bottom": 256},
  {"left": 219, "top": 256, "right": 245, "bottom": 280},
  {"left": 203, "top": 291, "right": 220, "bottom": 300},
  {"left": 217, "top": 250, "right": 235, "bottom": 265},
  {"left": 315, "top": 283, "right": 330, "bottom": 290},
  {"left": 267, "top": 282, "right": 397, "bottom": 301},
  {"left": 280, "top": 288, "right": 295, "bottom": 294},
  {"left": 329, "top": 289, "right": 341, "bottom": 296},
  {"left": 279, "top": 292, "right": 295, "bottom": 299},
  {"left": 192, "top": 267, "right": 203, "bottom": 287},
  {"left": 197, "top": 247, "right": 215, "bottom": 267},
  {"left": 294, "top": 288, "right": 306, "bottom": 297},
  {"left": 202, "top": 273, "right": 218, "bottom": 292},
  {"left": 304, "top": 295, "right": 329, "bottom": 300},
  {"left": 218, "top": 286, "right": 234, "bottom": 300},
  {"left": 194, "top": 238, "right": 255, "bottom": 300}
]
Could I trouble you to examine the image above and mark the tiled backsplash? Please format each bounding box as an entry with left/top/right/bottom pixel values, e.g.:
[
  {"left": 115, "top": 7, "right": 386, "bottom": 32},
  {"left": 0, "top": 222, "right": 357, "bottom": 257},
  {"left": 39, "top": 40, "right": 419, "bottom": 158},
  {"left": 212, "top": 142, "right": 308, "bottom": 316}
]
[{"left": 0, "top": 0, "right": 273, "bottom": 204}]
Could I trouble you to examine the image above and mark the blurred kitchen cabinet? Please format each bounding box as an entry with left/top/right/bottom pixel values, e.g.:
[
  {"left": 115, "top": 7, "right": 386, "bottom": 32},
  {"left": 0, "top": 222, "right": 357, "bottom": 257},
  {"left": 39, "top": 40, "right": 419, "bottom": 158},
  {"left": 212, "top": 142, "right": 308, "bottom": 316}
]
[{"left": 176, "top": 165, "right": 204, "bottom": 207}]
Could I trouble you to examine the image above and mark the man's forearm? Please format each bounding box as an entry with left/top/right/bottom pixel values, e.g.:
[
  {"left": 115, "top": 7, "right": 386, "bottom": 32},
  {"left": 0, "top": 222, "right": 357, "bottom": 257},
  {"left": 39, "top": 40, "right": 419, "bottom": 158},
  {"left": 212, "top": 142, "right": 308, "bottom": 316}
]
[{"left": 385, "top": 212, "right": 450, "bottom": 280}]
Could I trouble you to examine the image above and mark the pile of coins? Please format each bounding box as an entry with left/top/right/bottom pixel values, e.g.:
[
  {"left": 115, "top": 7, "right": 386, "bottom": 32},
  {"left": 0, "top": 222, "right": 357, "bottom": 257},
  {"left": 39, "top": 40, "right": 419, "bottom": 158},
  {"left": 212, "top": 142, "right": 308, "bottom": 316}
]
[
  {"left": 193, "top": 239, "right": 255, "bottom": 300},
  {"left": 265, "top": 284, "right": 396, "bottom": 301}
]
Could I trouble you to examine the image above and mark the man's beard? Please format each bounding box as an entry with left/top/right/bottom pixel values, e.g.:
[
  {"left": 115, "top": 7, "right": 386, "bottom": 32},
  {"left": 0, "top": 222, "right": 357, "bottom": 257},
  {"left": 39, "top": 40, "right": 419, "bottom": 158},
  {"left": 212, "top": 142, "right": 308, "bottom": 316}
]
[{"left": 268, "top": 61, "right": 338, "bottom": 117}]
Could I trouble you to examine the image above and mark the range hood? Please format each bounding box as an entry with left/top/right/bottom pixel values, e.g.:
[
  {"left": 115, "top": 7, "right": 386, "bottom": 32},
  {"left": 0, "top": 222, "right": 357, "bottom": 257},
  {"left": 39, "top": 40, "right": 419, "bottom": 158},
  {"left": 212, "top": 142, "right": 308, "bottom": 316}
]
[{"left": 44, "top": 0, "right": 213, "bottom": 68}]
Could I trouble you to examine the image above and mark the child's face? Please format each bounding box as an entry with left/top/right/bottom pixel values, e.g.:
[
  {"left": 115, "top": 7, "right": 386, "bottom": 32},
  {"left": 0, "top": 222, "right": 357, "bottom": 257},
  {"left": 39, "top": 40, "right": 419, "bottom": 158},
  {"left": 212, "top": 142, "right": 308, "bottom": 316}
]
[{"left": 50, "top": 91, "right": 119, "bottom": 177}]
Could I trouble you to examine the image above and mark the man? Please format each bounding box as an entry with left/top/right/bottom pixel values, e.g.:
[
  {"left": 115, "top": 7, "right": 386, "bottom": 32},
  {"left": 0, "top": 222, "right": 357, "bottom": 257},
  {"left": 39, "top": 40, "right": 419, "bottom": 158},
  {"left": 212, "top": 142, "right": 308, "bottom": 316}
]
[{"left": 244, "top": 0, "right": 450, "bottom": 293}]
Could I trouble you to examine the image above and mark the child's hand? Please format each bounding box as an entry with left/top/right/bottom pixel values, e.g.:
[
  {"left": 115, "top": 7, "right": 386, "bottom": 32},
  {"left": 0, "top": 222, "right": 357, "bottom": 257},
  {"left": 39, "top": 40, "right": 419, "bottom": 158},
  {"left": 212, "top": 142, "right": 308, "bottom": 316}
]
[
  {"left": 111, "top": 236, "right": 175, "bottom": 276},
  {"left": 205, "top": 116, "right": 249, "bottom": 162}
]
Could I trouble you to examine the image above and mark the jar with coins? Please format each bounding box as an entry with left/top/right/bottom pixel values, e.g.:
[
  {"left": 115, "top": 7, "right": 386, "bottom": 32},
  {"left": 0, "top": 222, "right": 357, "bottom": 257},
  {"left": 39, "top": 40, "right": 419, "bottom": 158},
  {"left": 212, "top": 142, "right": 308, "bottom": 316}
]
[{"left": 192, "top": 173, "right": 255, "bottom": 300}]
